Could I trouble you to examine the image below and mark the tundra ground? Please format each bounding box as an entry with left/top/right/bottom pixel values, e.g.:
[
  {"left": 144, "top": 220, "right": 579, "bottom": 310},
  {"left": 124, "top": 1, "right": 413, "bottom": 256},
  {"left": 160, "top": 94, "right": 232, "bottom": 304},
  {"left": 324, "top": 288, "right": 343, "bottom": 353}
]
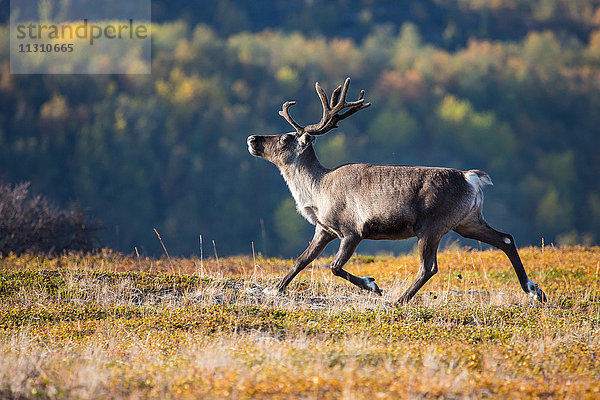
[{"left": 1, "top": 246, "right": 599, "bottom": 398}]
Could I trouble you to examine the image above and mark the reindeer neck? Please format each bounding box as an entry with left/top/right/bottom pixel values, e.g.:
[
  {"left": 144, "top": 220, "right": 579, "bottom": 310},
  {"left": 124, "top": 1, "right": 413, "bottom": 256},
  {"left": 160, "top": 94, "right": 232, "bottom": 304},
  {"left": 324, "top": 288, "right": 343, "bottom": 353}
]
[
  {"left": 281, "top": 145, "right": 328, "bottom": 179},
  {"left": 279, "top": 145, "right": 328, "bottom": 208}
]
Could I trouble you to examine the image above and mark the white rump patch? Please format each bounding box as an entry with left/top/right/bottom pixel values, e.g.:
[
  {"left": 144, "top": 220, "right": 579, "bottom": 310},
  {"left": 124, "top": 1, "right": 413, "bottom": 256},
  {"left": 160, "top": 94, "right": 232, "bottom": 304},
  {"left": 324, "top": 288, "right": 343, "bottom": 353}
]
[
  {"left": 464, "top": 170, "right": 493, "bottom": 188},
  {"left": 479, "top": 174, "right": 493, "bottom": 185}
]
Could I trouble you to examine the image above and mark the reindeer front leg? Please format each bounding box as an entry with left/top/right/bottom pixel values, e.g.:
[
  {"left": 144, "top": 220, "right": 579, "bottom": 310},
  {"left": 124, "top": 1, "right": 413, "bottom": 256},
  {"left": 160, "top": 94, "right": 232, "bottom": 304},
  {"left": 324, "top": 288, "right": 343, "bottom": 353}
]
[
  {"left": 330, "top": 235, "right": 383, "bottom": 295},
  {"left": 272, "top": 226, "right": 335, "bottom": 294}
]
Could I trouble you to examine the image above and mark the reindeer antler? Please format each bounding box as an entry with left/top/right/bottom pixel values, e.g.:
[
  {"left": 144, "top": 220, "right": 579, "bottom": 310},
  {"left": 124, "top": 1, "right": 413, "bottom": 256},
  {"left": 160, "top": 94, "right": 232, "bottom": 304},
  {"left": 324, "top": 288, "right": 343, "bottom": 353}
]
[
  {"left": 279, "top": 101, "right": 303, "bottom": 134},
  {"left": 279, "top": 77, "right": 370, "bottom": 136}
]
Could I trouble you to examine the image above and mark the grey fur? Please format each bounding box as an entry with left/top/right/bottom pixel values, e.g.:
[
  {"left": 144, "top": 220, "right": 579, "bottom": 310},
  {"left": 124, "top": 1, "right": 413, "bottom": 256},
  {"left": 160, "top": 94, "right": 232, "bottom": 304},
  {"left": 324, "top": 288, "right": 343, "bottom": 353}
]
[{"left": 247, "top": 78, "right": 546, "bottom": 303}]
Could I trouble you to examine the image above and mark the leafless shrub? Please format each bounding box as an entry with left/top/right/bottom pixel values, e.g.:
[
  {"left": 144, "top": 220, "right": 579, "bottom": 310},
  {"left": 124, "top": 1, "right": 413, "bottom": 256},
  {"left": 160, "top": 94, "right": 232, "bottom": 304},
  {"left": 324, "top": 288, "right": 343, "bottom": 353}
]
[{"left": 0, "top": 182, "right": 101, "bottom": 256}]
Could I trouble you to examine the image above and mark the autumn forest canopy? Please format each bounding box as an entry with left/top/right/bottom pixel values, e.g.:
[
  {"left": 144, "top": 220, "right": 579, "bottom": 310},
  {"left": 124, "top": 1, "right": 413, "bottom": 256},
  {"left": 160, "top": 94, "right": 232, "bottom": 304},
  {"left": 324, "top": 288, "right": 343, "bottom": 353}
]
[{"left": 1, "top": 0, "right": 599, "bottom": 257}]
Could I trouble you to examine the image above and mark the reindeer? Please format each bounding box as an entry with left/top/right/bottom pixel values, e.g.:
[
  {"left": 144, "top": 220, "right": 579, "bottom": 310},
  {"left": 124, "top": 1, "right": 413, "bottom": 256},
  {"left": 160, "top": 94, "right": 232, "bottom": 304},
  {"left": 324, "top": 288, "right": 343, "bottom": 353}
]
[{"left": 247, "top": 77, "right": 546, "bottom": 303}]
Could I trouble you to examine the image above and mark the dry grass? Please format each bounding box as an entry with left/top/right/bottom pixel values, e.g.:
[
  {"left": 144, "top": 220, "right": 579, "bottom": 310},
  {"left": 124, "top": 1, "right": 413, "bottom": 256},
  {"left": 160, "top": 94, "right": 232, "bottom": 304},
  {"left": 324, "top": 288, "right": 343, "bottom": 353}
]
[{"left": 0, "top": 246, "right": 599, "bottom": 398}]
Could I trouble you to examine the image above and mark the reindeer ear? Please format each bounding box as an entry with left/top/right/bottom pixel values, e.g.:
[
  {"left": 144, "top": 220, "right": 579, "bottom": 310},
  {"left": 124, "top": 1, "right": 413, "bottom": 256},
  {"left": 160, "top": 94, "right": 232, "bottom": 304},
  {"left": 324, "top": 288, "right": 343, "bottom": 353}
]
[{"left": 298, "top": 133, "right": 314, "bottom": 149}]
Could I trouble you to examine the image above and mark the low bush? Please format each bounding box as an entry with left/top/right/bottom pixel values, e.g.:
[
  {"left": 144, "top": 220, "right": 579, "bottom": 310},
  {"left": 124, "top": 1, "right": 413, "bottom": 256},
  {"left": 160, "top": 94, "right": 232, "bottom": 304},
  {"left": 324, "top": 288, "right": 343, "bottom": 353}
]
[{"left": 0, "top": 182, "right": 101, "bottom": 256}]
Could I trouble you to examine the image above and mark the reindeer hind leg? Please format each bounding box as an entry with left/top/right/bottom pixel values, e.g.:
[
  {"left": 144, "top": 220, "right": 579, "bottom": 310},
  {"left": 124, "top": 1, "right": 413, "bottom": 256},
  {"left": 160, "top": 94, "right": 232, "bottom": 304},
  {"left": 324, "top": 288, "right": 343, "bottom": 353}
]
[
  {"left": 397, "top": 235, "right": 441, "bottom": 304},
  {"left": 454, "top": 218, "right": 546, "bottom": 302}
]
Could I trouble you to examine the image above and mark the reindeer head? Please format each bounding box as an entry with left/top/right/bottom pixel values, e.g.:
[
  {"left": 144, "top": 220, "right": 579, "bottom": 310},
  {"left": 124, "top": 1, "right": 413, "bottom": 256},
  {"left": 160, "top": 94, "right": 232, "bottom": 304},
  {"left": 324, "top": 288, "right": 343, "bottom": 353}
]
[{"left": 247, "top": 77, "right": 370, "bottom": 168}]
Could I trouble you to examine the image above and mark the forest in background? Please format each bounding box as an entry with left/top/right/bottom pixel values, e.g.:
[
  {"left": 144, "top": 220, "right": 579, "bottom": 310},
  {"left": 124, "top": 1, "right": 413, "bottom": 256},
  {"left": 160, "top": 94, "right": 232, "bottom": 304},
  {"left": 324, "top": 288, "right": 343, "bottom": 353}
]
[{"left": 1, "top": 0, "right": 599, "bottom": 256}]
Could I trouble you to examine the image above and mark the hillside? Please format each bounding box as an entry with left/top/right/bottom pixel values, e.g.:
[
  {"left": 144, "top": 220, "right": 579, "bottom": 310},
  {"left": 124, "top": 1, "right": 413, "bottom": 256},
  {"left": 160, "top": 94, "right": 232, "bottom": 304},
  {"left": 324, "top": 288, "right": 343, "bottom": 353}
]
[{"left": 1, "top": 0, "right": 599, "bottom": 256}]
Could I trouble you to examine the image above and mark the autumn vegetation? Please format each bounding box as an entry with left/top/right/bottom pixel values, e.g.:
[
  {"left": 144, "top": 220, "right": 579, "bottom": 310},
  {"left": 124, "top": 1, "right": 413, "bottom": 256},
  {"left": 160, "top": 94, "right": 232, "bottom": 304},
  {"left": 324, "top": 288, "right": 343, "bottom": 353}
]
[{"left": 1, "top": 246, "right": 598, "bottom": 398}]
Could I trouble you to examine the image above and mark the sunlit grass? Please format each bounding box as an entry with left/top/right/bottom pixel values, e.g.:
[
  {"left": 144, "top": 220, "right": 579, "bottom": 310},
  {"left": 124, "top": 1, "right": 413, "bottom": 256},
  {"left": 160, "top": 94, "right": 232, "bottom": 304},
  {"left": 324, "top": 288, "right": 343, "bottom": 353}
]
[{"left": 1, "top": 246, "right": 599, "bottom": 398}]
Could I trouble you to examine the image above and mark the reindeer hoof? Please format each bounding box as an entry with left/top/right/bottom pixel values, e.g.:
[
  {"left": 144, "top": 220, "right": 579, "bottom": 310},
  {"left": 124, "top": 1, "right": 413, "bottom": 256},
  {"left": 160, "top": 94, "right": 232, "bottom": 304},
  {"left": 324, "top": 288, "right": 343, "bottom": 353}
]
[
  {"left": 263, "top": 287, "right": 282, "bottom": 297},
  {"left": 362, "top": 276, "right": 383, "bottom": 296},
  {"left": 526, "top": 280, "right": 547, "bottom": 303}
]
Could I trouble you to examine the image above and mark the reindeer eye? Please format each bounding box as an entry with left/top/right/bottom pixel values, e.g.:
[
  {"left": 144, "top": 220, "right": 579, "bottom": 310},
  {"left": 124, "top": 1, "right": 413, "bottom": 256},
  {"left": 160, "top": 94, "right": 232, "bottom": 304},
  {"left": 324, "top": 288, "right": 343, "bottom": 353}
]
[{"left": 279, "top": 135, "right": 292, "bottom": 144}]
